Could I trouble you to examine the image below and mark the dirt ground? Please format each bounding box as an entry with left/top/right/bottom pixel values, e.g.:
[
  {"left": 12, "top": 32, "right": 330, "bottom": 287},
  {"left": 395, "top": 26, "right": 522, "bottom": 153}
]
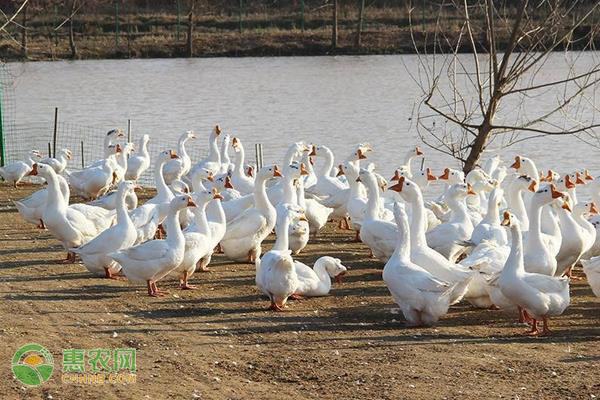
[{"left": 0, "top": 183, "right": 598, "bottom": 400}]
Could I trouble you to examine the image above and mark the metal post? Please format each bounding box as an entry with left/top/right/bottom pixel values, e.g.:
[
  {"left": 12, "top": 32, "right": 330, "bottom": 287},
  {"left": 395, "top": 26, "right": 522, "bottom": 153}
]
[
  {"left": 254, "top": 143, "right": 259, "bottom": 170},
  {"left": 115, "top": 1, "right": 120, "bottom": 48},
  {"left": 127, "top": 119, "right": 131, "bottom": 142},
  {"left": 52, "top": 107, "right": 58, "bottom": 158},
  {"left": 80, "top": 140, "right": 84, "bottom": 168},
  {"left": 47, "top": 142, "right": 51, "bottom": 158},
  {"left": 258, "top": 143, "right": 264, "bottom": 169},
  {"left": 0, "top": 86, "right": 4, "bottom": 167},
  {"left": 176, "top": 0, "right": 181, "bottom": 41}
]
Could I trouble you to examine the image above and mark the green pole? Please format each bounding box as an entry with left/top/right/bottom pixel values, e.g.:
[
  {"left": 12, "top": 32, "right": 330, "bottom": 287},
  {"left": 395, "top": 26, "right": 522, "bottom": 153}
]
[
  {"left": 300, "top": 0, "right": 305, "bottom": 32},
  {"left": 0, "top": 86, "right": 5, "bottom": 167},
  {"left": 52, "top": 107, "right": 58, "bottom": 158},
  {"left": 176, "top": 0, "right": 181, "bottom": 41},
  {"left": 115, "top": 1, "right": 120, "bottom": 48}
]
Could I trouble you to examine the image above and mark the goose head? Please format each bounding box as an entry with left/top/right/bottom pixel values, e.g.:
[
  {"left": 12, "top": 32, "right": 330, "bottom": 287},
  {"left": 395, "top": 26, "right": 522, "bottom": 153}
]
[
  {"left": 183, "top": 130, "right": 196, "bottom": 141},
  {"left": 258, "top": 165, "right": 283, "bottom": 181},
  {"left": 211, "top": 125, "right": 222, "bottom": 138},
  {"left": 556, "top": 174, "right": 576, "bottom": 191},
  {"left": 58, "top": 148, "right": 72, "bottom": 160},
  {"left": 510, "top": 175, "right": 537, "bottom": 194},
  {"left": 447, "top": 183, "right": 476, "bottom": 200},
  {"left": 27, "top": 162, "right": 52, "bottom": 178},
  {"left": 349, "top": 143, "right": 372, "bottom": 161},
  {"left": 170, "top": 179, "right": 190, "bottom": 195},
  {"left": 107, "top": 128, "right": 125, "bottom": 139},
  {"left": 170, "top": 194, "right": 197, "bottom": 212},
  {"left": 500, "top": 211, "right": 514, "bottom": 226},
  {"left": 337, "top": 161, "right": 359, "bottom": 180},
  {"left": 467, "top": 168, "right": 497, "bottom": 193},
  {"left": 231, "top": 137, "right": 242, "bottom": 152},
  {"left": 438, "top": 167, "right": 465, "bottom": 184},
  {"left": 388, "top": 175, "right": 421, "bottom": 203},
  {"left": 532, "top": 183, "right": 564, "bottom": 207},
  {"left": 405, "top": 146, "right": 424, "bottom": 162},
  {"left": 356, "top": 168, "right": 376, "bottom": 187},
  {"left": 574, "top": 200, "right": 599, "bottom": 217},
  {"left": 317, "top": 256, "right": 348, "bottom": 284}
]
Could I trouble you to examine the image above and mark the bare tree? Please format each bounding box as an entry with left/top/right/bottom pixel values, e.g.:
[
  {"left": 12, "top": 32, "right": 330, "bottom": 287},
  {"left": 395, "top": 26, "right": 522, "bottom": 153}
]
[
  {"left": 187, "top": 0, "right": 196, "bottom": 57},
  {"left": 409, "top": 0, "right": 600, "bottom": 173},
  {"left": 68, "top": 0, "right": 77, "bottom": 59},
  {"left": 355, "top": 0, "right": 365, "bottom": 48},
  {"left": 332, "top": 0, "right": 338, "bottom": 49}
]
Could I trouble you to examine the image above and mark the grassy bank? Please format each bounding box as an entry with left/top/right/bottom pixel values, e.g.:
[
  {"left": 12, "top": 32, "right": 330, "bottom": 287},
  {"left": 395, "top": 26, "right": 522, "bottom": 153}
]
[{"left": 1, "top": 2, "right": 599, "bottom": 61}]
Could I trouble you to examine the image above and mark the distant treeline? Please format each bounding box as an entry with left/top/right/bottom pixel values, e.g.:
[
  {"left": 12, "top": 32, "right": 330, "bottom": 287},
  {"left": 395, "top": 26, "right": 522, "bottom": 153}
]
[{"left": 0, "top": 0, "right": 599, "bottom": 61}]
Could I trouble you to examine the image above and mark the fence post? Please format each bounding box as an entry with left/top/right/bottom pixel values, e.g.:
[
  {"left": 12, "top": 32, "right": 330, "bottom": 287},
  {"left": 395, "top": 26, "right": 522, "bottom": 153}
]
[
  {"left": 127, "top": 119, "right": 131, "bottom": 142},
  {"left": 115, "top": 0, "right": 120, "bottom": 49},
  {"left": 52, "top": 107, "right": 58, "bottom": 158},
  {"left": 176, "top": 0, "right": 181, "bottom": 41},
  {"left": 238, "top": 0, "right": 243, "bottom": 33},
  {"left": 47, "top": 142, "right": 51, "bottom": 158},
  {"left": 0, "top": 86, "right": 4, "bottom": 167},
  {"left": 81, "top": 140, "right": 84, "bottom": 168}
]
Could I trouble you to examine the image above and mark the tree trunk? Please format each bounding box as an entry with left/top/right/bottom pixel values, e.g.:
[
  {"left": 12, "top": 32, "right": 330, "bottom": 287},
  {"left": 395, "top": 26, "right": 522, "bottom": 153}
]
[
  {"left": 355, "top": 0, "right": 365, "bottom": 48},
  {"left": 462, "top": 99, "right": 499, "bottom": 173},
  {"left": 21, "top": 3, "right": 28, "bottom": 59},
  {"left": 186, "top": 0, "right": 195, "bottom": 57},
  {"left": 332, "top": 0, "right": 338, "bottom": 49},
  {"left": 69, "top": 1, "right": 77, "bottom": 59}
]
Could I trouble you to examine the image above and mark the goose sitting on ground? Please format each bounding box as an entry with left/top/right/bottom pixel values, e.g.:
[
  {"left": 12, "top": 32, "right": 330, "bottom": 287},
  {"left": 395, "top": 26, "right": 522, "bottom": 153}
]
[
  {"left": 125, "top": 134, "right": 151, "bottom": 182},
  {"left": 0, "top": 150, "right": 41, "bottom": 187},
  {"left": 294, "top": 257, "right": 347, "bottom": 297},
  {"left": 109, "top": 195, "right": 196, "bottom": 297},
  {"left": 497, "top": 212, "right": 570, "bottom": 336},
  {"left": 383, "top": 202, "right": 458, "bottom": 327},
  {"left": 40, "top": 148, "right": 72, "bottom": 174},
  {"left": 71, "top": 181, "right": 138, "bottom": 278}
]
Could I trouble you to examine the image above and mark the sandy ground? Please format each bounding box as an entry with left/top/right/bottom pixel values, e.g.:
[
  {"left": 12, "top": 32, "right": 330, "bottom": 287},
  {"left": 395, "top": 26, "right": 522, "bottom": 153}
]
[{"left": 0, "top": 183, "right": 598, "bottom": 400}]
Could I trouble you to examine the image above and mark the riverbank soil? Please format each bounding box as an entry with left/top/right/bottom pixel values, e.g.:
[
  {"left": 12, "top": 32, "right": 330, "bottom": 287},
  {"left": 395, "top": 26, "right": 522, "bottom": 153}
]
[{"left": 0, "top": 184, "right": 598, "bottom": 399}]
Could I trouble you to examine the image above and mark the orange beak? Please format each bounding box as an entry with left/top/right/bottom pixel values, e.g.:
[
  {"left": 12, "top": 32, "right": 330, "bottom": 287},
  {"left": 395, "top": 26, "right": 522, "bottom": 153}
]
[
  {"left": 336, "top": 165, "right": 344, "bottom": 177},
  {"left": 169, "top": 150, "right": 178, "bottom": 159},
  {"left": 187, "top": 198, "right": 198, "bottom": 207},
  {"left": 510, "top": 156, "right": 521, "bottom": 170},
  {"left": 112, "top": 171, "right": 118, "bottom": 185},
  {"left": 585, "top": 169, "right": 594, "bottom": 180},
  {"left": 590, "top": 202, "right": 599, "bottom": 214},
  {"left": 214, "top": 125, "right": 222, "bottom": 135},
  {"left": 390, "top": 170, "right": 401, "bottom": 182},
  {"left": 575, "top": 172, "right": 585, "bottom": 185},
  {"left": 273, "top": 166, "right": 283, "bottom": 177},
  {"left": 224, "top": 176, "right": 234, "bottom": 189},
  {"left": 426, "top": 168, "right": 437, "bottom": 181},
  {"left": 550, "top": 184, "right": 564, "bottom": 199},
  {"left": 206, "top": 172, "right": 214, "bottom": 182},
  {"left": 334, "top": 271, "right": 346, "bottom": 284},
  {"left": 565, "top": 175, "right": 576, "bottom": 189},
  {"left": 355, "top": 176, "right": 362, "bottom": 183},
  {"left": 388, "top": 176, "right": 405, "bottom": 192},
  {"left": 27, "top": 163, "right": 38, "bottom": 176},
  {"left": 213, "top": 192, "right": 224, "bottom": 200},
  {"left": 247, "top": 166, "right": 254, "bottom": 177},
  {"left": 546, "top": 170, "right": 554, "bottom": 181},
  {"left": 232, "top": 137, "right": 239, "bottom": 147},
  {"left": 115, "top": 144, "right": 122, "bottom": 153},
  {"left": 562, "top": 202, "right": 572, "bottom": 212},
  {"left": 439, "top": 168, "right": 450, "bottom": 180},
  {"left": 309, "top": 146, "right": 317, "bottom": 157},
  {"left": 415, "top": 146, "right": 423, "bottom": 156},
  {"left": 528, "top": 180, "right": 537, "bottom": 192},
  {"left": 539, "top": 171, "right": 546, "bottom": 182},
  {"left": 501, "top": 211, "right": 511, "bottom": 226},
  {"left": 467, "top": 183, "right": 476, "bottom": 195},
  {"left": 309, "top": 157, "right": 315, "bottom": 166},
  {"left": 300, "top": 163, "right": 309, "bottom": 176},
  {"left": 357, "top": 149, "right": 367, "bottom": 160}
]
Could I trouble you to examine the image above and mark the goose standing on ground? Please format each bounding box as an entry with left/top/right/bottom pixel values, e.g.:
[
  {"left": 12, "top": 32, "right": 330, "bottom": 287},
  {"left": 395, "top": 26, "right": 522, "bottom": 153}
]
[
  {"left": 40, "top": 148, "right": 71, "bottom": 174},
  {"left": 109, "top": 195, "right": 196, "bottom": 297},
  {"left": 145, "top": 150, "right": 179, "bottom": 218},
  {"left": 125, "top": 134, "right": 151, "bottom": 182},
  {"left": 230, "top": 137, "right": 255, "bottom": 195},
  {"left": 112, "top": 142, "right": 134, "bottom": 184},
  {"left": 71, "top": 181, "right": 138, "bottom": 278},
  {"left": 0, "top": 150, "right": 41, "bottom": 187},
  {"left": 170, "top": 189, "right": 221, "bottom": 289},
  {"left": 30, "top": 163, "right": 108, "bottom": 261},
  {"left": 554, "top": 195, "right": 587, "bottom": 278},
  {"left": 497, "top": 212, "right": 570, "bottom": 336},
  {"left": 469, "top": 187, "right": 508, "bottom": 246},
  {"left": 383, "top": 202, "right": 457, "bottom": 327},
  {"left": 67, "top": 147, "right": 119, "bottom": 200},
  {"left": 221, "top": 165, "right": 280, "bottom": 262},
  {"left": 163, "top": 131, "right": 195, "bottom": 185},
  {"left": 219, "top": 134, "right": 234, "bottom": 175},
  {"left": 297, "top": 173, "right": 332, "bottom": 237},
  {"left": 14, "top": 173, "right": 70, "bottom": 229}
]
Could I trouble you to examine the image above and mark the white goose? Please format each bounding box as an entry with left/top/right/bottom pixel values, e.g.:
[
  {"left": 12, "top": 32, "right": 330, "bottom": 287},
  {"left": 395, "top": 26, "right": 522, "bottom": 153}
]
[
  {"left": 388, "top": 176, "right": 473, "bottom": 305},
  {"left": 497, "top": 213, "right": 570, "bottom": 336},
  {"left": 30, "top": 163, "right": 111, "bottom": 261},
  {"left": 189, "top": 125, "right": 222, "bottom": 178},
  {"left": 14, "top": 173, "right": 70, "bottom": 229},
  {"left": 358, "top": 169, "right": 397, "bottom": 262},
  {"left": 554, "top": 195, "right": 587, "bottom": 277},
  {"left": 0, "top": 150, "right": 41, "bottom": 187},
  {"left": 102, "top": 128, "right": 125, "bottom": 158},
  {"left": 294, "top": 256, "right": 348, "bottom": 297},
  {"left": 469, "top": 187, "right": 508, "bottom": 246},
  {"left": 218, "top": 134, "right": 234, "bottom": 175},
  {"left": 40, "top": 148, "right": 71, "bottom": 174},
  {"left": 255, "top": 205, "right": 300, "bottom": 311},
  {"left": 125, "top": 134, "right": 151, "bottom": 182},
  {"left": 221, "top": 165, "right": 280, "bottom": 262},
  {"left": 71, "top": 181, "right": 138, "bottom": 278},
  {"left": 163, "top": 131, "right": 195, "bottom": 185},
  {"left": 170, "top": 189, "right": 220, "bottom": 289},
  {"left": 581, "top": 257, "right": 600, "bottom": 297},
  {"left": 67, "top": 150, "right": 118, "bottom": 200},
  {"left": 504, "top": 174, "right": 536, "bottom": 231},
  {"left": 109, "top": 195, "right": 196, "bottom": 297},
  {"left": 383, "top": 202, "right": 457, "bottom": 326},
  {"left": 510, "top": 155, "right": 539, "bottom": 184},
  {"left": 298, "top": 171, "right": 333, "bottom": 237},
  {"left": 393, "top": 146, "right": 424, "bottom": 179},
  {"left": 230, "top": 137, "right": 255, "bottom": 195},
  {"left": 88, "top": 188, "right": 138, "bottom": 211}
]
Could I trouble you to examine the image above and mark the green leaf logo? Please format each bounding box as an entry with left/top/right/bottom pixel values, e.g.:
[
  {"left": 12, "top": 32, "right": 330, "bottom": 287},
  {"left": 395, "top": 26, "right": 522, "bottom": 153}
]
[{"left": 12, "top": 344, "right": 54, "bottom": 386}]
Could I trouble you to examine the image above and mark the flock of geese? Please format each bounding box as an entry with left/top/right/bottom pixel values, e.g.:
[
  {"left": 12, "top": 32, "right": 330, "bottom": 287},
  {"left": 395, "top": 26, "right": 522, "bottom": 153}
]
[{"left": 2, "top": 125, "right": 600, "bottom": 335}]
